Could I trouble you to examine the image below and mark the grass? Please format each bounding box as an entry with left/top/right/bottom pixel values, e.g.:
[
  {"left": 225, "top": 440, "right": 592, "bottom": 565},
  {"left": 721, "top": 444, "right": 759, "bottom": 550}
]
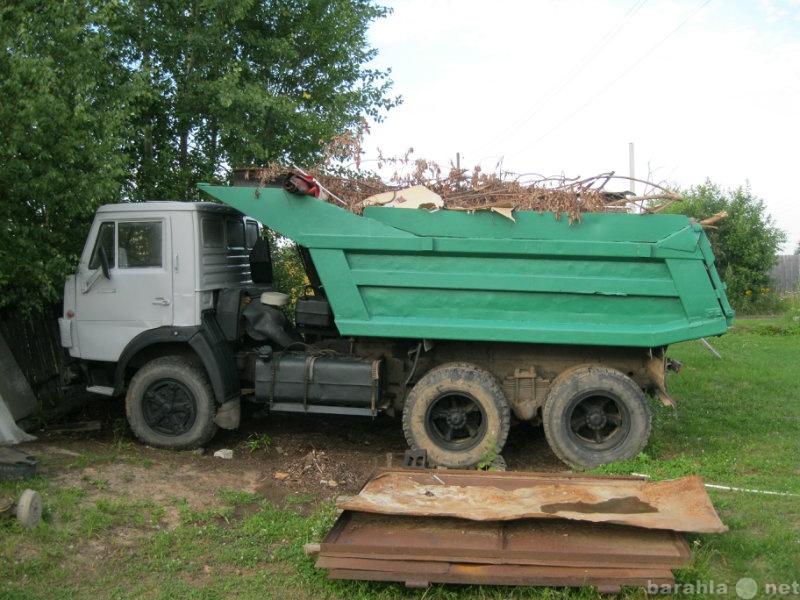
[
  {"left": 1, "top": 313, "right": 798, "bottom": 599},
  {"left": 593, "top": 313, "right": 800, "bottom": 593}
]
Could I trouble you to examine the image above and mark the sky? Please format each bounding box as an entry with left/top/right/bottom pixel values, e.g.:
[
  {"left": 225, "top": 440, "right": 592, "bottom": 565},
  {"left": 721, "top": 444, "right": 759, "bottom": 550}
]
[{"left": 363, "top": 0, "right": 800, "bottom": 253}]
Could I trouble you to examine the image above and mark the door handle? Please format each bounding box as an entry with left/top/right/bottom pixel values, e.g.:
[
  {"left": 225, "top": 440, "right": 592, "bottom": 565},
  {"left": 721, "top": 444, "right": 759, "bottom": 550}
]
[{"left": 153, "top": 297, "right": 171, "bottom": 306}]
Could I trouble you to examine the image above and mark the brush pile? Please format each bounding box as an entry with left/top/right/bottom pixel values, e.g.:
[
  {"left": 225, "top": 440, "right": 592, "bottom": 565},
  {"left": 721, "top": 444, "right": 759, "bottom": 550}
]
[{"left": 234, "top": 132, "right": 681, "bottom": 222}]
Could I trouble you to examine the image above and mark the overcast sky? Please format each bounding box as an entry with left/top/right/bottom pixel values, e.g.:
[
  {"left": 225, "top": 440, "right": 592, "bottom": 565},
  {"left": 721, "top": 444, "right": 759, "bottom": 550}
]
[{"left": 364, "top": 0, "right": 799, "bottom": 253}]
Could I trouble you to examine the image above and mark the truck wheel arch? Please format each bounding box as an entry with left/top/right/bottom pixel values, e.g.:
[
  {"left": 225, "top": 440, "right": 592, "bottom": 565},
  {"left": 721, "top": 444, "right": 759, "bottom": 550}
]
[{"left": 113, "top": 323, "right": 240, "bottom": 407}]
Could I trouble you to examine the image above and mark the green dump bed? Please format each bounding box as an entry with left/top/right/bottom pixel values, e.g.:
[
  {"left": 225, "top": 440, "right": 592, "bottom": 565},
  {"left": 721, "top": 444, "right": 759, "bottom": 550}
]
[{"left": 199, "top": 184, "right": 734, "bottom": 348}]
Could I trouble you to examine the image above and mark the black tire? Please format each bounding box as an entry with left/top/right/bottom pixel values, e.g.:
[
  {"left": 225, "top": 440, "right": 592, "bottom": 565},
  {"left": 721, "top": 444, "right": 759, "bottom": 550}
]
[
  {"left": 402, "top": 363, "right": 511, "bottom": 468},
  {"left": 125, "top": 356, "right": 217, "bottom": 450},
  {"left": 543, "top": 366, "right": 651, "bottom": 469}
]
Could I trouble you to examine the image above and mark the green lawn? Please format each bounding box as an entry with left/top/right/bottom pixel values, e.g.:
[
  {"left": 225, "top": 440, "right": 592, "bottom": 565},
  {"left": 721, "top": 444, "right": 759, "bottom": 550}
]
[
  {"left": 2, "top": 315, "right": 798, "bottom": 599},
  {"left": 594, "top": 315, "right": 800, "bottom": 596}
]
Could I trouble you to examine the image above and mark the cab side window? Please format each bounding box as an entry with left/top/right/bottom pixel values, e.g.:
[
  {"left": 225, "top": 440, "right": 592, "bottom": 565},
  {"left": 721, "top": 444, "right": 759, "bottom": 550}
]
[
  {"left": 245, "top": 220, "right": 259, "bottom": 249},
  {"left": 226, "top": 219, "right": 246, "bottom": 249},
  {"left": 202, "top": 217, "right": 224, "bottom": 248},
  {"left": 118, "top": 222, "right": 163, "bottom": 268}
]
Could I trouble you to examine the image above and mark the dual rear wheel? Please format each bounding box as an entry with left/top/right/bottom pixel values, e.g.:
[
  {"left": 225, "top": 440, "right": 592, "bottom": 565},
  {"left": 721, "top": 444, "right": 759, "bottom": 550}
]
[
  {"left": 403, "top": 363, "right": 651, "bottom": 469},
  {"left": 543, "top": 366, "right": 652, "bottom": 468}
]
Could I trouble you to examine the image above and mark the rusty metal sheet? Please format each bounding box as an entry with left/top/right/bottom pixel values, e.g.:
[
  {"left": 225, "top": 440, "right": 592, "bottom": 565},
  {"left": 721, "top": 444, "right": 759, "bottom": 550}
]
[
  {"left": 317, "top": 511, "right": 684, "bottom": 591},
  {"left": 321, "top": 511, "right": 691, "bottom": 569},
  {"left": 338, "top": 469, "right": 727, "bottom": 533}
]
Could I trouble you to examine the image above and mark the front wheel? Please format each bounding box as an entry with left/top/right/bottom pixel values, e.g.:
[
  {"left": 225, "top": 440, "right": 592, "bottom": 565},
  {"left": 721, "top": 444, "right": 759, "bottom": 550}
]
[
  {"left": 125, "top": 356, "right": 217, "bottom": 449},
  {"left": 402, "top": 363, "right": 510, "bottom": 468},
  {"left": 543, "top": 366, "right": 651, "bottom": 469}
]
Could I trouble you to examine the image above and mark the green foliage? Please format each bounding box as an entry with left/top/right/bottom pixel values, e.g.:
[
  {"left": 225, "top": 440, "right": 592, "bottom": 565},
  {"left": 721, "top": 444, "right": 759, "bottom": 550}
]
[
  {"left": 0, "top": 1, "right": 129, "bottom": 311},
  {"left": 0, "top": 0, "right": 398, "bottom": 312},
  {"left": 476, "top": 434, "right": 500, "bottom": 471},
  {"left": 735, "top": 306, "right": 800, "bottom": 336},
  {"left": 664, "top": 180, "right": 786, "bottom": 313},
  {"left": 736, "top": 284, "right": 785, "bottom": 315},
  {"left": 118, "top": 0, "right": 399, "bottom": 202},
  {"left": 268, "top": 231, "right": 310, "bottom": 311},
  {"left": 245, "top": 432, "right": 272, "bottom": 453}
]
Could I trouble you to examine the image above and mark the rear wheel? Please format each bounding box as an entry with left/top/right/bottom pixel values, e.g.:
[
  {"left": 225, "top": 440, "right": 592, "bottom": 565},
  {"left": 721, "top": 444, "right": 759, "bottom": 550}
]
[
  {"left": 126, "top": 357, "right": 217, "bottom": 449},
  {"left": 543, "top": 366, "right": 651, "bottom": 469},
  {"left": 402, "top": 363, "right": 510, "bottom": 468}
]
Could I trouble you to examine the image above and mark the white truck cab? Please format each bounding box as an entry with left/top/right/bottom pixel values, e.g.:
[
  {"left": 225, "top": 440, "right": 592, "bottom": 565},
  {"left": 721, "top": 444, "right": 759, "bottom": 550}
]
[
  {"left": 62, "top": 202, "right": 259, "bottom": 363},
  {"left": 60, "top": 202, "right": 267, "bottom": 448}
]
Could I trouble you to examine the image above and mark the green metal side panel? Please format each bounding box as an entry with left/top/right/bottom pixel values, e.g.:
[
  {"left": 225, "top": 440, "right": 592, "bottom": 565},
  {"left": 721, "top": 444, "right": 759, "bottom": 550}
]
[{"left": 198, "top": 184, "right": 734, "bottom": 347}]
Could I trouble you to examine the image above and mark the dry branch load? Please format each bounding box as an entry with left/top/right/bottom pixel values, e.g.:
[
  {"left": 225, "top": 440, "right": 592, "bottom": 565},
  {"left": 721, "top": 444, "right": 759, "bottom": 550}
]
[{"left": 232, "top": 161, "right": 683, "bottom": 223}]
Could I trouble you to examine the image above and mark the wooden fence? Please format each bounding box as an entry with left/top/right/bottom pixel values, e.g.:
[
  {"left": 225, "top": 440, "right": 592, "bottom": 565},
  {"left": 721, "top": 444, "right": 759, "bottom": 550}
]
[
  {"left": 768, "top": 255, "right": 800, "bottom": 294},
  {"left": 0, "top": 303, "right": 70, "bottom": 414}
]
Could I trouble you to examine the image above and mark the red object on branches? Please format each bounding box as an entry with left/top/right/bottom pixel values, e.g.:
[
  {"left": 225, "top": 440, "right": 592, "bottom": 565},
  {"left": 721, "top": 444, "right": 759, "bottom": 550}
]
[{"left": 283, "top": 173, "right": 321, "bottom": 198}]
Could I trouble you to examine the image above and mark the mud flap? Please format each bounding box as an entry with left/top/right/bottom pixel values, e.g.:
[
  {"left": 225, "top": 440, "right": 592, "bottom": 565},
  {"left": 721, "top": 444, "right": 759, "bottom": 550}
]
[
  {"left": 645, "top": 350, "right": 676, "bottom": 408},
  {"left": 214, "top": 397, "right": 241, "bottom": 430},
  {"left": 655, "top": 385, "right": 677, "bottom": 409}
]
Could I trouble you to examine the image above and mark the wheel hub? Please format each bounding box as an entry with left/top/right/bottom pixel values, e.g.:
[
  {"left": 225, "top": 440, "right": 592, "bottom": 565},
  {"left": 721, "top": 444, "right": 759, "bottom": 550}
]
[
  {"left": 446, "top": 408, "right": 468, "bottom": 429},
  {"left": 425, "top": 392, "right": 487, "bottom": 449},
  {"left": 586, "top": 409, "right": 607, "bottom": 430},
  {"left": 143, "top": 379, "right": 196, "bottom": 436},
  {"left": 569, "top": 395, "right": 625, "bottom": 446}
]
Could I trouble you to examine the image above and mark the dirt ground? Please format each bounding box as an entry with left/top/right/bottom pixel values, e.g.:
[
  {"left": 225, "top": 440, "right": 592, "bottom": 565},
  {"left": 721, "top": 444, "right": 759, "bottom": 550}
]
[{"left": 19, "top": 397, "right": 568, "bottom": 527}]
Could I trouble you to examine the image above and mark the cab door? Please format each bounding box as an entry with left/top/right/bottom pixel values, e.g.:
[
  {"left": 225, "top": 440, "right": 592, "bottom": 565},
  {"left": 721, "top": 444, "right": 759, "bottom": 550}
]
[{"left": 74, "top": 216, "right": 173, "bottom": 362}]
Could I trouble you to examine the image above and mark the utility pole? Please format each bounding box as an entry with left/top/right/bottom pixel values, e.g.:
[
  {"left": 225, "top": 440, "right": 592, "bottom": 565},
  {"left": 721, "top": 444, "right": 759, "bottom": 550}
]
[{"left": 628, "top": 142, "right": 635, "bottom": 195}]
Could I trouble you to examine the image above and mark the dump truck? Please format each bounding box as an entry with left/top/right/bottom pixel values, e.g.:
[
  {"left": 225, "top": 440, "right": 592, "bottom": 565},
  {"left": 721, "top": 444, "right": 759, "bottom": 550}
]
[{"left": 59, "top": 174, "right": 734, "bottom": 468}]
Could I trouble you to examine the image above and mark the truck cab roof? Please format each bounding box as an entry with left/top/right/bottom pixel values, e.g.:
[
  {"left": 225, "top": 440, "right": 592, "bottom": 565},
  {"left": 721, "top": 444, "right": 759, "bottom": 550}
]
[{"left": 95, "top": 201, "right": 244, "bottom": 216}]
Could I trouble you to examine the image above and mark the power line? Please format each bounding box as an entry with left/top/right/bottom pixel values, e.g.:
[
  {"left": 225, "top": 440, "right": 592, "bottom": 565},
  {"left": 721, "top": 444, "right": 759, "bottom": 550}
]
[
  {"left": 509, "top": 0, "right": 713, "bottom": 157},
  {"left": 481, "top": 0, "right": 648, "bottom": 152}
]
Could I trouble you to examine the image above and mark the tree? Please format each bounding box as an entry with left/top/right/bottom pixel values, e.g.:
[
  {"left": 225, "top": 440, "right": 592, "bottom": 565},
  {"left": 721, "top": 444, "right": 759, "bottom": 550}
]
[
  {"left": 0, "top": 1, "right": 397, "bottom": 310},
  {"left": 664, "top": 180, "right": 786, "bottom": 310},
  {"left": 116, "top": 0, "right": 398, "bottom": 201},
  {"left": 0, "top": 1, "right": 130, "bottom": 311}
]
